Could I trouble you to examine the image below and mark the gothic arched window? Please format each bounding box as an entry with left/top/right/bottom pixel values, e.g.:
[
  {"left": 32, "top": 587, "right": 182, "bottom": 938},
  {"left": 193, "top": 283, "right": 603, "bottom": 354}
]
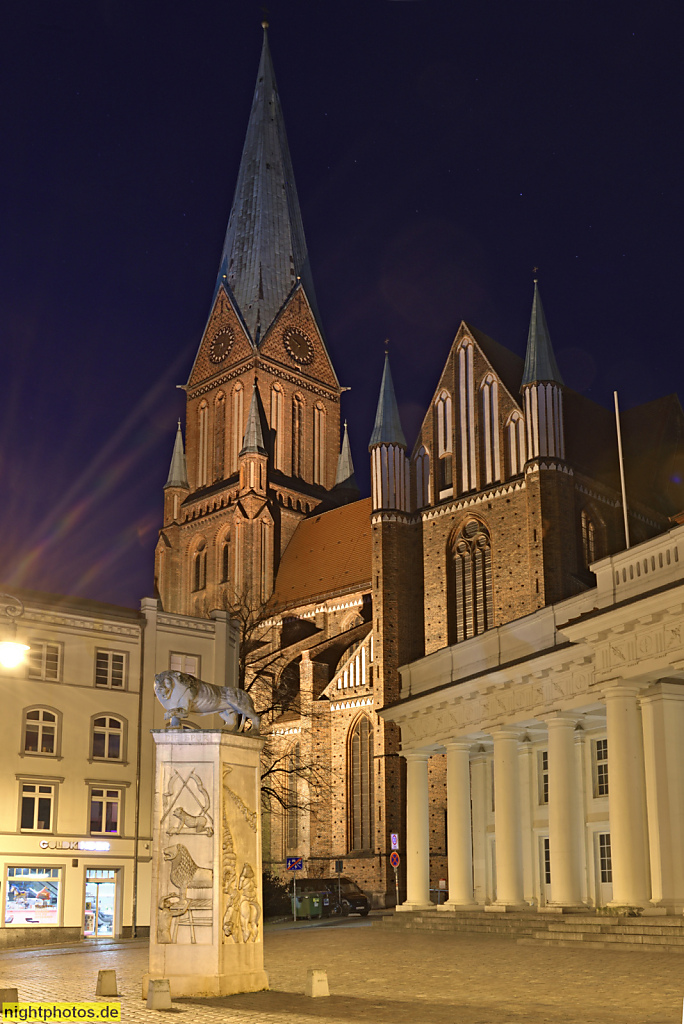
[
  {"left": 271, "top": 384, "right": 284, "bottom": 471},
  {"left": 214, "top": 392, "right": 226, "bottom": 482},
  {"left": 415, "top": 446, "right": 431, "bottom": 508},
  {"left": 219, "top": 532, "right": 231, "bottom": 584},
  {"left": 230, "top": 384, "right": 244, "bottom": 474},
  {"left": 458, "top": 340, "right": 477, "bottom": 493},
  {"left": 506, "top": 411, "right": 526, "bottom": 478},
  {"left": 197, "top": 402, "right": 209, "bottom": 487},
  {"left": 348, "top": 715, "right": 373, "bottom": 852},
  {"left": 285, "top": 742, "right": 300, "bottom": 850},
  {"left": 192, "top": 542, "right": 207, "bottom": 592},
  {"left": 447, "top": 518, "right": 494, "bottom": 644},
  {"left": 481, "top": 375, "right": 501, "bottom": 485},
  {"left": 435, "top": 391, "right": 453, "bottom": 496},
  {"left": 292, "top": 394, "right": 304, "bottom": 478},
  {"left": 581, "top": 509, "right": 597, "bottom": 568},
  {"left": 313, "top": 403, "right": 326, "bottom": 485}
]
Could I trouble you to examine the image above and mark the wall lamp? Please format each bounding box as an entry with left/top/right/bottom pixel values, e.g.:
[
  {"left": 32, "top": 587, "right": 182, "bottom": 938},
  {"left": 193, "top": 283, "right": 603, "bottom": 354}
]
[{"left": 0, "top": 593, "right": 30, "bottom": 670}]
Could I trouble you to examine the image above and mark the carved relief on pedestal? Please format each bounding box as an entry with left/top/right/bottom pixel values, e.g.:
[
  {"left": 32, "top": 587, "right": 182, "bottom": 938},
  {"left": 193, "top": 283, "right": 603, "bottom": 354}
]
[
  {"left": 221, "top": 767, "right": 260, "bottom": 944},
  {"left": 157, "top": 765, "right": 214, "bottom": 944}
]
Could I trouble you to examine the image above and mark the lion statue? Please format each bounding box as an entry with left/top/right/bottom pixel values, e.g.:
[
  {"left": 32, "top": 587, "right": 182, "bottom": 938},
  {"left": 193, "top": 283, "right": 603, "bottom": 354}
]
[{"left": 154, "top": 670, "right": 260, "bottom": 733}]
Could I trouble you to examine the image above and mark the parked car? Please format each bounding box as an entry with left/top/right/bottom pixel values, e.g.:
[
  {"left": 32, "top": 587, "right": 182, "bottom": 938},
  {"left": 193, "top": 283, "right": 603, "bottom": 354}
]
[{"left": 294, "top": 877, "right": 371, "bottom": 916}]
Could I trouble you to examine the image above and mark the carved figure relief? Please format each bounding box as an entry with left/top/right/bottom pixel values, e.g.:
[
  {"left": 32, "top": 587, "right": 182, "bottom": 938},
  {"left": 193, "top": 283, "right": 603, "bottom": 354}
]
[
  {"left": 221, "top": 767, "right": 260, "bottom": 944},
  {"left": 154, "top": 669, "right": 260, "bottom": 732}
]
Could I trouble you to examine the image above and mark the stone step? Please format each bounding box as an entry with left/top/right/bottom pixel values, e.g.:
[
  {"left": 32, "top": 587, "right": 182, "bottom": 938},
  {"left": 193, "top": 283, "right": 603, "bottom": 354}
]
[{"left": 517, "top": 938, "right": 684, "bottom": 953}]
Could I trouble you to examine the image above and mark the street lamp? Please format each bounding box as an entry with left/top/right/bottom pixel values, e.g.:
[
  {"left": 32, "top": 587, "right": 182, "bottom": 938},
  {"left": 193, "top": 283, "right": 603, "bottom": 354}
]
[{"left": 0, "top": 593, "right": 30, "bottom": 670}]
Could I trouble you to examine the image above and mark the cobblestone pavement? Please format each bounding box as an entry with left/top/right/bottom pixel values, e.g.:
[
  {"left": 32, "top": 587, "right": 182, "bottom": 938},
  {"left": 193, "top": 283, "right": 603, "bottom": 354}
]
[{"left": 1, "top": 917, "right": 684, "bottom": 1024}]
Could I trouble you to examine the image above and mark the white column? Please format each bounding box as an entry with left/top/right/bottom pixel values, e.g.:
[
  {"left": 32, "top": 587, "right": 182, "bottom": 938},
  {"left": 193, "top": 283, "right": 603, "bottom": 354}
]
[
  {"left": 492, "top": 728, "right": 524, "bottom": 907},
  {"left": 604, "top": 684, "right": 651, "bottom": 907},
  {"left": 547, "top": 713, "right": 582, "bottom": 906},
  {"left": 470, "top": 750, "right": 487, "bottom": 905},
  {"left": 444, "top": 741, "right": 474, "bottom": 907},
  {"left": 401, "top": 750, "right": 432, "bottom": 910},
  {"left": 640, "top": 680, "right": 684, "bottom": 911}
]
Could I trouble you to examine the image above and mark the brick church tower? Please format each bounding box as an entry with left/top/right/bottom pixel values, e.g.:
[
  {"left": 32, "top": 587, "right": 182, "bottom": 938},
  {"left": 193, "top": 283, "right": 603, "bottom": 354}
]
[{"left": 155, "top": 26, "right": 343, "bottom": 616}]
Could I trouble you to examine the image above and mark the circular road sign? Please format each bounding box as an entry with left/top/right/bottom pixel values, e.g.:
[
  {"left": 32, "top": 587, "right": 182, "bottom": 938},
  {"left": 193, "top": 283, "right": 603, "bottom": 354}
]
[{"left": 390, "top": 851, "right": 400, "bottom": 869}]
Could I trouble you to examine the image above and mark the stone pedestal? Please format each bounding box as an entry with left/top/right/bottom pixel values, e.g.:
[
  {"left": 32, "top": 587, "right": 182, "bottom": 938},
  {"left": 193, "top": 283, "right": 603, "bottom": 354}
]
[{"left": 143, "top": 730, "right": 269, "bottom": 998}]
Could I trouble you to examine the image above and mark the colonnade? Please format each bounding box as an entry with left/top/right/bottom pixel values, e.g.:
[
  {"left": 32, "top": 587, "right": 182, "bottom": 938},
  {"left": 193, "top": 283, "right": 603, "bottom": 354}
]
[{"left": 401, "top": 680, "right": 684, "bottom": 912}]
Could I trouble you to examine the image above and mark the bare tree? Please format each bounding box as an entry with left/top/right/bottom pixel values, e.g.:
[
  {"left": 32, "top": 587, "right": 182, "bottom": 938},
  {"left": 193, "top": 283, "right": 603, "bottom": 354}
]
[{"left": 219, "top": 588, "right": 332, "bottom": 813}]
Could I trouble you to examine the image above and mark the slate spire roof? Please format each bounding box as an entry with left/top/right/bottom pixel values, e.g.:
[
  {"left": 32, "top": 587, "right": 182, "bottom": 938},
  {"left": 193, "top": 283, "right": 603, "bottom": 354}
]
[
  {"left": 214, "top": 26, "right": 319, "bottom": 345},
  {"left": 521, "top": 280, "right": 564, "bottom": 388},
  {"left": 165, "top": 420, "right": 189, "bottom": 489},
  {"left": 335, "top": 421, "right": 358, "bottom": 490},
  {"left": 369, "top": 354, "right": 407, "bottom": 448},
  {"left": 240, "top": 383, "right": 267, "bottom": 456}
]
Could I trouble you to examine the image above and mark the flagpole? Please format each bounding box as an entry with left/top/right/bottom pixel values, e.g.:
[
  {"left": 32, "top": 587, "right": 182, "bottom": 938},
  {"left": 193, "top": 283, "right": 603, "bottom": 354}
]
[{"left": 614, "top": 391, "right": 630, "bottom": 550}]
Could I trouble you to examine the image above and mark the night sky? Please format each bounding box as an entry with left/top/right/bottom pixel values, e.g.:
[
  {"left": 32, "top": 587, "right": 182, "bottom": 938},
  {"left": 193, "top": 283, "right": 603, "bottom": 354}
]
[{"left": 2, "top": 1, "right": 683, "bottom": 608}]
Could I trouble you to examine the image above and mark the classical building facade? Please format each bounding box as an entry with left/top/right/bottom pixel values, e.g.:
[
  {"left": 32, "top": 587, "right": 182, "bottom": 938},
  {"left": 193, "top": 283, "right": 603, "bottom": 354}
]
[
  {"left": 153, "top": 27, "right": 684, "bottom": 906},
  {"left": 0, "top": 589, "right": 238, "bottom": 945},
  {"left": 382, "top": 526, "right": 684, "bottom": 913}
]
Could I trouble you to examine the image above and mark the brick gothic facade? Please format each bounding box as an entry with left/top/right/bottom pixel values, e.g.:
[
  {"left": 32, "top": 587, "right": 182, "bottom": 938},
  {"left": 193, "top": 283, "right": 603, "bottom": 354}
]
[{"left": 154, "top": 29, "right": 684, "bottom": 906}]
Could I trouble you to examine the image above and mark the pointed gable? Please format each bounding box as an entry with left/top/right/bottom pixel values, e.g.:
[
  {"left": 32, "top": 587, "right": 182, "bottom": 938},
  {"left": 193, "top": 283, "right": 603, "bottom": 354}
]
[
  {"left": 258, "top": 284, "right": 339, "bottom": 391},
  {"left": 214, "top": 28, "right": 321, "bottom": 345},
  {"left": 187, "top": 287, "right": 254, "bottom": 389}
]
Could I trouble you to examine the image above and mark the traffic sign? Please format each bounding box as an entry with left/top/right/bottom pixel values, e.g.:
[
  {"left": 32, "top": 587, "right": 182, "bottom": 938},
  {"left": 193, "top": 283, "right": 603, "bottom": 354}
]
[
  {"left": 334, "top": 859, "right": 344, "bottom": 874},
  {"left": 390, "top": 832, "right": 399, "bottom": 851},
  {"left": 286, "top": 857, "right": 303, "bottom": 871},
  {"left": 390, "top": 851, "right": 400, "bottom": 869}
]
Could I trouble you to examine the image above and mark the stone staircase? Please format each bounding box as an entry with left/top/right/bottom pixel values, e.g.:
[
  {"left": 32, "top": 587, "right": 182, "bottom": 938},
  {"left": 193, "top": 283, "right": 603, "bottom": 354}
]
[{"left": 374, "top": 908, "right": 684, "bottom": 951}]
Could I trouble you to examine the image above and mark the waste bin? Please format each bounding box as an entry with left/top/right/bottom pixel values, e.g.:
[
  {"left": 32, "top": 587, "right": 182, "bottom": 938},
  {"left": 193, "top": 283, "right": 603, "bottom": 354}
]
[{"left": 291, "top": 892, "right": 323, "bottom": 920}]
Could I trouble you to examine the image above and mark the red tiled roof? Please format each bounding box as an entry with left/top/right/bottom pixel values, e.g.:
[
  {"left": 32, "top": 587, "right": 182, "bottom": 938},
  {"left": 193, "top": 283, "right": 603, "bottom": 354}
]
[{"left": 270, "top": 498, "right": 372, "bottom": 610}]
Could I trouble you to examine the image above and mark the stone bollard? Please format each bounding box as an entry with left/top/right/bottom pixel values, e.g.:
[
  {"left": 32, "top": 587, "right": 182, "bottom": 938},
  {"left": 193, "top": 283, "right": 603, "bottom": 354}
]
[
  {"left": 305, "top": 969, "right": 329, "bottom": 998},
  {"left": 96, "top": 970, "right": 118, "bottom": 997},
  {"left": 146, "top": 979, "right": 172, "bottom": 1010},
  {"left": 0, "top": 989, "right": 19, "bottom": 1013}
]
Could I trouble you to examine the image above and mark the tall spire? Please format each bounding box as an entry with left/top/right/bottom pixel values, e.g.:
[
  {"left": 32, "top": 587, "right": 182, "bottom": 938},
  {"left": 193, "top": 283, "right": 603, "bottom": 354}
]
[
  {"left": 335, "top": 421, "right": 358, "bottom": 491},
  {"left": 165, "top": 420, "right": 189, "bottom": 488},
  {"left": 239, "top": 384, "right": 267, "bottom": 457},
  {"left": 215, "top": 26, "right": 319, "bottom": 345},
  {"left": 521, "top": 280, "right": 564, "bottom": 388},
  {"left": 369, "top": 354, "right": 407, "bottom": 448}
]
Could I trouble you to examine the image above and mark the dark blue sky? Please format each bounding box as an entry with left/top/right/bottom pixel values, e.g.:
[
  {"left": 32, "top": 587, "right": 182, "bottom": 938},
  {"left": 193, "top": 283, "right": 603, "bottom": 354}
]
[{"left": 2, "top": 1, "right": 683, "bottom": 606}]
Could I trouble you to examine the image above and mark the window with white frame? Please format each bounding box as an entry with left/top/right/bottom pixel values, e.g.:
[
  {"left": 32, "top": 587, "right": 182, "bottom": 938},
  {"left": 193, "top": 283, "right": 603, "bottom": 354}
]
[
  {"left": 27, "top": 642, "right": 61, "bottom": 682},
  {"left": 95, "top": 651, "right": 126, "bottom": 689},
  {"left": 89, "top": 788, "right": 121, "bottom": 835},
  {"left": 23, "top": 708, "right": 59, "bottom": 756},
  {"left": 538, "top": 749, "right": 549, "bottom": 804},
  {"left": 169, "top": 653, "right": 201, "bottom": 676},
  {"left": 92, "top": 717, "right": 123, "bottom": 761},
  {"left": 542, "top": 836, "right": 551, "bottom": 884},
  {"left": 20, "top": 783, "right": 55, "bottom": 831},
  {"left": 593, "top": 738, "right": 609, "bottom": 797},
  {"left": 598, "top": 832, "right": 612, "bottom": 882}
]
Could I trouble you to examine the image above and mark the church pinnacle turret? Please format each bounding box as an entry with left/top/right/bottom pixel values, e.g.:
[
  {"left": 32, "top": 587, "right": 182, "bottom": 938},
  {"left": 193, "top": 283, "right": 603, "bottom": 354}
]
[
  {"left": 165, "top": 420, "right": 189, "bottom": 489},
  {"left": 521, "top": 280, "right": 564, "bottom": 387},
  {"left": 521, "top": 279, "right": 565, "bottom": 461},
  {"left": 214, "top": 25, "right": 319, "bottom": 345},
  {"left": 369, "top": 354, "right": 410, "bottom": 511}
]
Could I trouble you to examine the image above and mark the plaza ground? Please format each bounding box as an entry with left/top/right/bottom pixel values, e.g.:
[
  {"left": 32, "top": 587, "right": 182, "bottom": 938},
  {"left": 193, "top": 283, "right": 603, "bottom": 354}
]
[{"left": 2, "top": 916, "right": 683, "bottom": 1023}]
